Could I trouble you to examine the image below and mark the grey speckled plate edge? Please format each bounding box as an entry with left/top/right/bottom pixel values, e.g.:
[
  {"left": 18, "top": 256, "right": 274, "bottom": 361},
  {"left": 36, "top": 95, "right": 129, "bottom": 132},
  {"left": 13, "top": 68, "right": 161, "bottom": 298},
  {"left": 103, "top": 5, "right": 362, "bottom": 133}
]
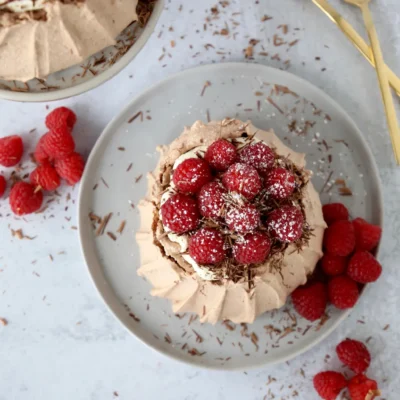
[{"left": 77, "top": 62, "right": 383, "bottom": 370}]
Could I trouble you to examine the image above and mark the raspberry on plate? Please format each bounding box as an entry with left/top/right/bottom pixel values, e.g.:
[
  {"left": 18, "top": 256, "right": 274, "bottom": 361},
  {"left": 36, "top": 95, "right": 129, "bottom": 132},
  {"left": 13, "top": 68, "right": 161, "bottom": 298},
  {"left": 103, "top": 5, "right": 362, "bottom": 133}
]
[
  {"left": 336, "top": 339, "right": 371, "bottom": 374},
  {"left": 323, "top": 220, "right": 355, "bottom": 257},
  {"left": 321, "top": 254, "right": 347, "bottom": 276},
  {"left": 198, "top": 181, "right": 226, "bottom": 219},
  {"left": 313, "top": 371, "right": 347, "bottom": 400},
  {"left": 0, "top": 135, "right": 24, "bottom": 167},
  {"left": 353, "top": 217, "right": 382, "bottom": 252},
  {"left": 264, "top": 167, "right": 295, "bottom": 200},
  {"left": 43, "top": 126, "right": 75, "bottom": 159},
  {"left": 238, "top": 142, "right": 275, "bottom": 173},
  {"left": 173, "top": 158, "right": 212, "bottom": 194},
  {"left": 161, "top": 193, "right": 200, "bottom": 234},
  {"left": 0, "top": 175, "right": 6, "bottom": 197},
  {"left": 54, "top": 152, "right": 85, "bottom": 185},
  {"left": 225, "top": 204, "right": 260, "bottom": 234},
  {"left": 45, "top": 107, "right": 77, "bottom": 131},
  {"left": 347, "top": 251, "right": 382, "bottom": 283},
  {"left": 189, "top": 228, "right": 226, "bottom": 265},
  {"left": 9, "top": 181, "right": 43, "bottom": 216},
  {"left": 204, "top": 139, "right": 237, "bottom": 171},
  {"left": 322, "top": 203, "right": 349, "bottom": 226},
  {"left": 30, "top": 164, "right": 61, "bottom": 191},
  {"left": 267, "top": 205, "right": 303, "bottom": 243},
  {"left": 348, "top": 374, "right": 380, "bottom": 400},
  {"left": 34, "top": 134, "right": 50, "bottom": 164},
  {"left": 328, "top": 275, "right": 359, "bottom": 309},
  {"left": 292, "top": 282, "right": 328, "bottom": 321},
  {"left": 222, "top": 162, "right": 262, "bottom": 200},
  {"left": 233, "top": 231, "right": 271, "bottom": 264}
]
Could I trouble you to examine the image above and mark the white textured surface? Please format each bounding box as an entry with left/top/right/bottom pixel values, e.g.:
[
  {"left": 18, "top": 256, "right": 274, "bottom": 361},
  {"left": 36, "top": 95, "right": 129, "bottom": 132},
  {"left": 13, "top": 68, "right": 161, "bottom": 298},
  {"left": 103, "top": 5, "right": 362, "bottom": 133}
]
[{"left": 0, "top": 0, "right": 399, "bottom": 399}]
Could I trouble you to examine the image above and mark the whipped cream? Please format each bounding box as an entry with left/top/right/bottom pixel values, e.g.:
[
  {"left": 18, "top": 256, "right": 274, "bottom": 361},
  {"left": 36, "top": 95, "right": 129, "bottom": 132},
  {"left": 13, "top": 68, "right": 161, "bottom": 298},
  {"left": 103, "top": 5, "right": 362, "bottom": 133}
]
[{"left": 0, "top": 1, "right": 47, "bottom": 11}]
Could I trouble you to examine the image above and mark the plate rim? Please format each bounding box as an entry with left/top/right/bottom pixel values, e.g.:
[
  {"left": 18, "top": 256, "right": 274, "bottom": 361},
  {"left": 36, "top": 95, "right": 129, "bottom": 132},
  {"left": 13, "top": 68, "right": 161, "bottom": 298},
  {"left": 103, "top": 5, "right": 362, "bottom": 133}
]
[{"left": 77, "top": 62, "right": 384, "bottom": 371}]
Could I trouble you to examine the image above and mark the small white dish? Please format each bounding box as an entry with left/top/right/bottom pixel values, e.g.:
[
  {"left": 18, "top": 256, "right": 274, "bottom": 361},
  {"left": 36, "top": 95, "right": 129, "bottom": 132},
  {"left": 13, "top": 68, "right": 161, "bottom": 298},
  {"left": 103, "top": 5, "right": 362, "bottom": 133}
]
[{"left": 78, "top": 62, "right": 383, "bottom": 370}]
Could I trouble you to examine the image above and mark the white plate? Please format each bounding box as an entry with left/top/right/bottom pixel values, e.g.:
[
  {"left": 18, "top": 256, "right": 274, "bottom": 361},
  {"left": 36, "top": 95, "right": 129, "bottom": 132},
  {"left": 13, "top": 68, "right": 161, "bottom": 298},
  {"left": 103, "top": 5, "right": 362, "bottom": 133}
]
[
  {"left": 78, "top": 62, "right": 383, "bottom": 370},
  {"left": 0, "top": 0, "right": 163, "bottom": 102}
]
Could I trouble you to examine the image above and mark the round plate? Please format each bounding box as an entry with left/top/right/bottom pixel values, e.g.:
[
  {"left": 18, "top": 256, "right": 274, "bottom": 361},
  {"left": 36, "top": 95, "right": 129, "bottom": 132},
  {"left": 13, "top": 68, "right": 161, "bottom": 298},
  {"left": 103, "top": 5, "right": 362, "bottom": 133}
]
[
  {"left": 78, "top": 62, "right": 383, "bottom": 370},
  {"left": 0, "top": 0, "right": 163, "bottom": 102}
]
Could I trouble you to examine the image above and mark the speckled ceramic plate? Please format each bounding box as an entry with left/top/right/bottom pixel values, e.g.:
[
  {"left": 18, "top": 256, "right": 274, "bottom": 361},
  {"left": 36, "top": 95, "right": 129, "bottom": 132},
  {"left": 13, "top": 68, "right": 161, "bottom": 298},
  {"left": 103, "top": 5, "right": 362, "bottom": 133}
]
[
  {"left": 78, "top": 62, "right": 383, "bottom": 370},
  {"left": 0, "top": 0, "right": 163, "bottom": 102}
]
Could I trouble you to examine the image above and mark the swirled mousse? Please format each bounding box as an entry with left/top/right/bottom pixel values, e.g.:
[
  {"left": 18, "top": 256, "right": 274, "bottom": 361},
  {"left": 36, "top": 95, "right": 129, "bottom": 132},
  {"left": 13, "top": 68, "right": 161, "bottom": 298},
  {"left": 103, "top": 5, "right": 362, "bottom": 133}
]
[
  {"left": 0, "top": 0, "right": 138, "bottom": 81},
  {"left": 137, "top": 119, "right": 327, "bottom": 324}
]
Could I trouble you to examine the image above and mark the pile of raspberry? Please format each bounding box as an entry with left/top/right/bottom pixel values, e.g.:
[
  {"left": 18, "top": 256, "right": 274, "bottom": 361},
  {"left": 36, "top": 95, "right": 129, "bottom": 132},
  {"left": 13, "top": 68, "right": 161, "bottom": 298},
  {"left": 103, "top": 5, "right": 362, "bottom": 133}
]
[
  {"left": 0, "top": 107, "right": 85, "bottom": 216},
  {"left": 313, "top": 337, "right": 381, "bottom": 400},
  {"left": 160, "top": 137, "right": 306, "bottom": 276},
  {"left": 291, "top": 202, "right": 382, "bottom": 322}
]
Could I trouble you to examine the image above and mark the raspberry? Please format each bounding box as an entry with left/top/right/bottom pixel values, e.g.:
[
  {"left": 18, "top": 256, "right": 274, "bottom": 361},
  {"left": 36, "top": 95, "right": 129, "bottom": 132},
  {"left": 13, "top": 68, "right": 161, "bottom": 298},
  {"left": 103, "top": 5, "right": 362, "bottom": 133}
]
[
  {"left": 313, "top": 371, "right": 347, "bottom": 400},
  {"left": 0, "top": 135, "right": 24, "bottom": 167},
  {"left": 225, "top": 204, "right": 260, "bottom": 234},
  {"left": 291, "top": 282, "right": 328, "bottom": 321},
  {"left": 321, "top": 254, "right": 347, "bottom": 276},
  {"left": 161, "top": 193, "right": 200, "bottom": 234},
  {"left": 30, "top": 164, "right": 61, "bottom": 191},
  {"left": 324, "top": 220, "right": 355, "bottom": 257},
  {"left": 267, "top": 205, "right": 303, "bottom": 243},
  {"left": 204, "top": 139, "right": 237, "bottom": 171},
  {"left": 54, "top": 152, "right": 85, "bottom": 185},
  {"left": 173, "top": 158, "right": 212, "bottom": 194},
  {"left": 45, "top": 107, "right": 77, "bottom": 131},
  {"left": 328, "top": 275, "right": 359, "bottom": 309},
  {"left": 238, "top": 142, "right": 275, "bottom": 173},
  {"left": 348, "top": 375, "right": 380, "bottom": 400},
  {"left": 264, "top": 167, "right": 295, "bottom": 200},
  {"left": 189, "top": 228, "right": 226, "bottom": 265},
  {"left": 222, "top": 163, "right": 262, "bottom": 200},
  {"left": 322, "top": 203, "right": 349, "bottom": 226},
  {"left": 0, "top": 175, "right": 6, "bottom": 197},
  {"left": 336, "top": 339, "right": 371, "bottom": 374},
  {"left": 347, "top": 251, "right": 382, "bottom": 283},
  {"left": 9, "top": 181, "right": 43, "bottom": 216},
  {"left": 353, "top": 218, "right": 382, "bottom": 252},
  {"left": 233, "top": 231, "right": 271, "bottom": 264},
  {"left": 43, "top": 126, "right": 75, "bottom": 159},
  {"left": 34, "top": 134, "right": 50, "bottom": 164},
  {"left": 198, "top": 181, "right": 226, "bottom": 219}
]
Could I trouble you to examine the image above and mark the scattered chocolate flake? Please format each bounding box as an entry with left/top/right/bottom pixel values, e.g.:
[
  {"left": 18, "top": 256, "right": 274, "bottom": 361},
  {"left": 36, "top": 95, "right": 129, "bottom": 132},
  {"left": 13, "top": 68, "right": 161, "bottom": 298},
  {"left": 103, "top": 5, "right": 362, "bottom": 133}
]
[
  {"left": 11, "top": 228, "right": 36, "bottom": 240},
  {"left": 202, "top": 305, "right": 206, "bottom": 316},
  {"left": 383, "top": 324, "right": 390, "bottom": 331},
  {"left": 118, "top": 147, "right": 125, "bottom": 151},
  {"left": 267, "top": 97, "right": 284, "bottom": 114},
  {"left": 254, "top": 91, "right": 264, "bottom": 96},
  {"left": 250, "top": 332, "right": 259, "bottom": 350},
  {"left": 175, "top": 313, "right": 186, "bottom": 319},
  {"left": 126, "top": 163, "right": 133, "bottom": 172},
  {"left": 244, "top": 45, "right": 253, "bottom": 58},
  {"left": 188, "top": 347, "right": 206, "bottom": 356},
  {"left": 192, "top": 329, "right": 204, "bottom": 343},
  {"left": 101, "top": 178, "right": 109, "bottom": 188},
  {"left": 316, "top": 313, "right": 330, "bottom": 331},
  {"left": 216, "top": 337, "right": 223, "bottom": 346},
  {"left": 0, "top": 318, "right": 7, "bottom": 326},
  {"left": 107, "top": 232, "right": 117, "bottom": 241},
  {"left": 164, "top": 333, "right": 172, "bottom": 343},
  {"left": 113, "top": 392, "right": 119, "bottom": 397},
  {"left": 117, "top": 220, "right": 126, "bottom": 234},
  {"left": 96, "top": 213, "right": 113, "bottom": 236},
  {"left": 89, "top": 212, "right": 102, "bottom": 224},
  {"left": 273, "top": 34, "right": 286, "bottom": 46},
  {"left": 92, "top": 183, "right": 98, "bottom": 191},
  {"left": 278, "top": 24, "right": 289, "bottom": 34},
  {"left": 334, "top": 139, "right": 349, "bottom": 148},
  {"left": 222, "top": 320, "right": 235, "bottom": 331},
  {"left": 339, "top": 187, "right": 353, "bottom": 196},
  {"left": 129, "top": 312, "right": 140, "bottom": 322},
  {"left": 128, "top": 111, "right": 143, "bottom": 123},
  {"left": 257, "top": 100, "right": 261, "bottom": 112},
  {"left": 49, "top": 254, "right": 54, "bottom": 262},
  {"left": 135, "top": 174, "right": 143, "bottom": 183},
  {"left": 170, "top": 40, "right": 176, "bottom": 48},
  {"left": 320, "top": 171, "right": 333, "bottom": 194},
  {"left": 200, "top": 81, "right": 211, "bottom": 96},
  {"left": 289, "top": 39, "right": 299, "bottom": 47},
  {"left": 261, "top": 15, "right": 273, "bottom": 22},
  {"left": 206, "top": 109, "right": 211, "bottom": 122},
  {"left": 188, "top": 314, "right": 198, "bottom": 325}
]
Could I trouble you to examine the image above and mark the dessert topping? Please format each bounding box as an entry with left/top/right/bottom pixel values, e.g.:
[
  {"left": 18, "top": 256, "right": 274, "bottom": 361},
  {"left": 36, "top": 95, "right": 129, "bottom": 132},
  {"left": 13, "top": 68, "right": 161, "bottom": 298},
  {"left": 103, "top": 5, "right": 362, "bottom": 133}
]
[
  {"left": 264, "top": 166, "right": 295, "bottom": 200},
  {"left": 198, "top": 181, "right": 226, "bottom": 219},
  {"left": 173, "top": 158, "right": 212, "bottom": 194},
  {"left": 233, "top": 231, "right": 271, "bottom": 264},
  {"left": 225, "top": 203, "right": 260, "bottom": 234},
  {"left": 204, "top": 139, "right": 237, "bottom": 171},
  {"left": 267, "top": 205, "right": 303, "bottom": 242},
  {"left": 238, "top": 141, "right": 275, "bottom": 173},
  {"left": 189, "top": 227, "right": 226, "bottom": 265}
]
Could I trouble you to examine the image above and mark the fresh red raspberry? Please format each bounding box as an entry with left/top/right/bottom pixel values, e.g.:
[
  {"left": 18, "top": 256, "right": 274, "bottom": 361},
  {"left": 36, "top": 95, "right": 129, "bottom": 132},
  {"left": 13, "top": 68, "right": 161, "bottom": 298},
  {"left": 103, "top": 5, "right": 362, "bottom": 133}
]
[
  {"left": 347, "top": 251, "right": 382, "bottom": 283},
  {"left": 0, "top": 135, "right": 24, "bottom": 167},
  {"left": 264, "top": 167, "right": 295, "bottom": 200},
  {"left": 9, "top": 181, "right": 43, "bottom": 216},
  {"left": 198, "top": 181, "right": 226, "bottom": 219},
  {"left": 43, "top": 126, "right": 75, "bottom": 159},
  {"left": 173, "top": 158, "right": 212, "bottom": 194},
  {"left": 222, "top": 163, "right": 262, "bottom": 200},
  {"left": 233, "top": 231, "right": 271, "bottom": 264},
  {"left": 322, "top": 203, "right": 349, "bottom": 226},
  {"left": 324, "top": 220, "right": 355, "bottom": 257},
  {"left": 291, "top": 282, "right": 328, "bottom": 321},
  {"left": 328, "top": 275, "right": 359, "bottom": 309},
  {"left": 348, "top": 375, "right": 380, "bottom": 400},
  {"left": 313, "top": 371, "right": 347, "bottom": 400},
  {"left": 238, "top": 142, "right": 275, "bottom": 173},
  {"left": 321, "top": 254, "right": 347, "bottom": 276},
  {"left": 189, "top": 228, "right": 226, "bottom": 265},
  {"left": 45, "top": 107, "right": 77, "bottom": 131},
  {"left": 54, "top": 152, "right": 85, "bottom": 185},
  {"left": 204, "top": 139, "right": 237, "bottom": 171},
  {"left": 0, "top": 175, "right": 6, "bottom": 197},
  {"left": 225, "top": 204, "right": 260, "bottom": 234},
  {"left": 353, "top": 217, "right": 382, "bottom": 252},
  {"left": 336, "top": 339, "right": 371, "bottom": 374},
  {"left": 267, "top": 205, "right": 303, "bottom": 243},
  {"left": 161, "top": 193, "right": 200, "bottom": 234},
  {"left": 30, "top": 164, "right": 61, "bottom": 191},
  {"left": 34, "top": 134, "right": 50, "bottom": 164}
]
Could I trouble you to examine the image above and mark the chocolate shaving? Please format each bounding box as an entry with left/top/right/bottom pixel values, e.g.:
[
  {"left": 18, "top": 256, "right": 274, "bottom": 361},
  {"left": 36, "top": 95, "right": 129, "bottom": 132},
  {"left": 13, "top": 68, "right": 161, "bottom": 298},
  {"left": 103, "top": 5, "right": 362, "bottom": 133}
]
[
  {"left": 129, "top": 312, "right": 140, "bottom": 322},
  {"left": 200, "top": 81, "right": 211, "bottom": 96},
  {"left": 128, "top": 111, "right": 143, "bottom": 123}
]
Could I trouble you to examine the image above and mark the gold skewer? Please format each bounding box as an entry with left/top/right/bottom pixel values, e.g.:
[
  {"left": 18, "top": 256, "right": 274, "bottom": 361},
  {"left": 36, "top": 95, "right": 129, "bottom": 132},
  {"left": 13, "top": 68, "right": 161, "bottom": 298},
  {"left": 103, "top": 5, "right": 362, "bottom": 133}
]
[{"left": 312, "top": 0, "right": 400, "bottom": 97}]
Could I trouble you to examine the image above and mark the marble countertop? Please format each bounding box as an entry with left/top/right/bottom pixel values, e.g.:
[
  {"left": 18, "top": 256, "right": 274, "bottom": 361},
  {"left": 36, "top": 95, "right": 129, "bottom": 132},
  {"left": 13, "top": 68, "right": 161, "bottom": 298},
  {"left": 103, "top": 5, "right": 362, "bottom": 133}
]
[{"left": 1, "top": 0, "right": 399, "bottom": 399}]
